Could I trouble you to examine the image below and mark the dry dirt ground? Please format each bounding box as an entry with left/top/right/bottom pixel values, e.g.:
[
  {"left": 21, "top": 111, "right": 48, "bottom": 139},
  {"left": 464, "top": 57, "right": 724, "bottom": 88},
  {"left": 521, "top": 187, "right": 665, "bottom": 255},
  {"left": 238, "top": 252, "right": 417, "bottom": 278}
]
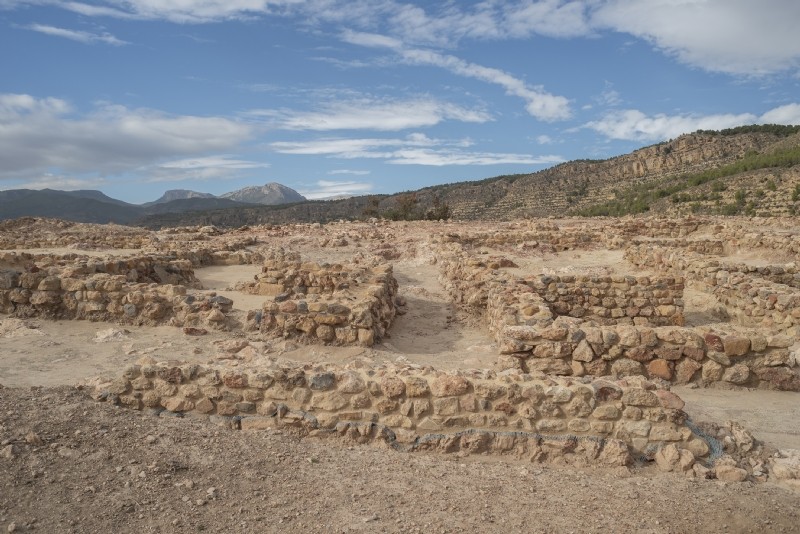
[
  {"left": 2, "top": 225, "right": 800, "bottom": 533},
  {"left": 2, "top": 386, "right": 799, "bottom": 534}
]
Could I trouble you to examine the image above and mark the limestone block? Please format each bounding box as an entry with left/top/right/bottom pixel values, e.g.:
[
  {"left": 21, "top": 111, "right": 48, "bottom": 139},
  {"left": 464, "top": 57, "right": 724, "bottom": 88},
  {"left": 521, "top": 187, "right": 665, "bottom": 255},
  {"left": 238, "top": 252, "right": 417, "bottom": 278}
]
[
  {"left": 404, "top": 376, "right": 430, "bottom": 397},
  {"left": 722, "top": 364, "right": 750, "bottom": 385},
  {"left": 674, "top": 359, "right": 702, "bottom": 385},
  {"left": 380, "top": 376, "right": 406, "bottom": 398},
  {"left": 723, "top": 335, "right": 750, "bottom": 357},
  {"left": 430, "top": 375, "right": 470, "bottom": 397},
  {"left": 621, "top": 389, "right": 659, "bottom": 407}
]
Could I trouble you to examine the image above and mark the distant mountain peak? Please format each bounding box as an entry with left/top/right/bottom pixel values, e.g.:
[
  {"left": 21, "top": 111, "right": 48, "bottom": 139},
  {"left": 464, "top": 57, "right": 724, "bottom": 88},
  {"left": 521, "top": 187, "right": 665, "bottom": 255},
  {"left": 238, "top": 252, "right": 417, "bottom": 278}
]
[
  {"left": 145, "top": 189, "right": 216, "bottom": 206},
  {"left": 221, "top": 182, "right": 306, "bottom": 205}
]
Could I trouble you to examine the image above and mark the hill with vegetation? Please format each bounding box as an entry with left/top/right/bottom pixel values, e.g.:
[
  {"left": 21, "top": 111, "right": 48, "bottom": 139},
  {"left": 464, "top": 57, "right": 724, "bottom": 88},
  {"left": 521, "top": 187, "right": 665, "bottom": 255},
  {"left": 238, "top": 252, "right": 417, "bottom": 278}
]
[{"left": 138, "top": 125, "right": 800, "bottom": 227}]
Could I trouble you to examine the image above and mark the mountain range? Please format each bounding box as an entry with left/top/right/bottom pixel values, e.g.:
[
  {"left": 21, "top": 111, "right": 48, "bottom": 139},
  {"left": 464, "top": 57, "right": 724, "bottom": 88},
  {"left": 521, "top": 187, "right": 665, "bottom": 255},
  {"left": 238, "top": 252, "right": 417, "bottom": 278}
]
[
  {"left": 0, "top": 182, "right": 306, "bottom": 224},
  {"left": 138, "top": 124, "right": 800, "bottom": 227},
  {"left": 2, "top": 125, "right": 799, "bottom": 227}
]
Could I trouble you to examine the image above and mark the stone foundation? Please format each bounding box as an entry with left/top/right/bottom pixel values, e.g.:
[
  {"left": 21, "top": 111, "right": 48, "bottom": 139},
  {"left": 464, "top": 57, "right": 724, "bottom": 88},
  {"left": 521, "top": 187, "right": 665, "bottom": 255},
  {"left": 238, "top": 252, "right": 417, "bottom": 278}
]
[
  {"left": 238, "top": 253, "right": 398, "bottom": 346},
  {"left": 93, "top": 359, "right": 712, "bottom": 466},
  {"left": 625, "top": 245, "right": 800, "bottom": 332}
]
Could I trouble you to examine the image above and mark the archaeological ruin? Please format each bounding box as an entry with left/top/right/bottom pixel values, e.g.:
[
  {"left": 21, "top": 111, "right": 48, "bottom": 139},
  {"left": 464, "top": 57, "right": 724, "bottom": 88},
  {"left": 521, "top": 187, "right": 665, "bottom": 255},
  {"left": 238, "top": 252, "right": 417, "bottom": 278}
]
[{"left": 1, "top": 215, "right": 799, "bottom": 485}]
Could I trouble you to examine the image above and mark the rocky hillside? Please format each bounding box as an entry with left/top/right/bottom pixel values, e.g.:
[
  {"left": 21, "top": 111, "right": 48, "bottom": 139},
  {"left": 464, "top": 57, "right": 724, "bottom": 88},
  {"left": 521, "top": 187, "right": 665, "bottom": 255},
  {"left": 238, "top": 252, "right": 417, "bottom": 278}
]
[
  {"left": 423, "top": 127, "right": 800, "bottom": 220},
  {"left": 143, "top": 189, "right": 215, "bottom": 206},
  {"left": 138, "top": 125, "right": 800, "bottom": 227},
  {"left": 221, "top": 182, "right": 306, "bottom": 205}
]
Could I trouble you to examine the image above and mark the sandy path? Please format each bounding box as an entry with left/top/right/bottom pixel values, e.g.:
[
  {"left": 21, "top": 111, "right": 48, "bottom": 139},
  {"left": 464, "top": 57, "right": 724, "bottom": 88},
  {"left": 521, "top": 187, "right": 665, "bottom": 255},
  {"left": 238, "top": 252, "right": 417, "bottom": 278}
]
[
  {"left": 380, "top": 261, "right": 497, "bottom": 369},
  {"left": 0, "top": 319, "right": 215, "bottom": 387}
]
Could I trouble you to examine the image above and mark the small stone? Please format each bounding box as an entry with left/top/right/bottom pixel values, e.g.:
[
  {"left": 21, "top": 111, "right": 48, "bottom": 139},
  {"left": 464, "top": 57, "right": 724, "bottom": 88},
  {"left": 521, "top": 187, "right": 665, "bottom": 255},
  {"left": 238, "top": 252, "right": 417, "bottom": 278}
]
[
  {"left": 722, "top": 364, "right": 750, "bottom": 385},
  {"left": 706, "top": 351, "right": 731, "bottom": 366},
  {"left": 25, "top": 431, "right": 43, "bottom": 446},
  {"left": 380, "top": 376, "right": 406, "bottom": 398},
  {"left": 621, "top": 389, "right": 659, "bottom": 407},
  {"left": 309, "top": 372, "right": 336, "bottom": 391},
  {"left": 655, "top": 443, "right": 681, "bottom": 472},
  {"left": 430, "top": 375, "right": 470, "bottom": 397},
  {"left": 723, "top": 335, "right": 750, "bottom": 357},
  {"left": 715, "top": 465, "right": 748, "bottom": 482},
  {"left": 703, "top": 333, "right": 724, "bottom": 352},
  {"left": 646, "top": 359, "right": 672, "bottom": 380},
  {"left": 404, "top": 377, "right": 430, "bottom": 397},
  {"left": 654, "top": 389, "right": 685, "bottom": 410},
  {"left": 2, "top": 444, "right": 17, "bottom": 459}
]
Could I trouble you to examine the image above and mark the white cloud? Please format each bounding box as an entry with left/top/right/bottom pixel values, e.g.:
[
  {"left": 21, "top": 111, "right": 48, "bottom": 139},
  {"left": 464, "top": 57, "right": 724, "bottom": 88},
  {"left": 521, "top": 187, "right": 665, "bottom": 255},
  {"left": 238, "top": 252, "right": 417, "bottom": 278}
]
[
  {"left": 584, "top": 103, "right": 800, "bottom": 141},
  {"left": 3, "top": 174, "right": 107, "bottom": 191},
  {"left": 60, "top": 0, "right": 300, "bottom": 24},
  {"left": 300, "top": 179, "right": 373, "bottom": 199},
  {"left": 19, "top": 1, "right": 800, "bottom": 76},
  {"left": 536, "top": 135, "right": 553, "bottom": 145},
  {"left": 270, "top": 135, "right": 432, "bottom": 158},
  {"left": 503, "top": 0, "right": 592, "bottom": 39},
  {"left": 0, "top": 93, "right": 254, "bottom": 180},
  {"left": 342, "top": 31, "right": 572, "bottom": 122},
  {"left": 248, "top": 97, "right": 491, "bottom": 131},
  {"left": 271, "top": 132, "right": 563, "bottom": 166},
  {"left": 328, "top": 169, "right": 371, "bottom": 175},
  {"left": 760, "top": 103, "right": 800, "bottom": 125},
  {"left": 146, "top": 155, "right": 269, "bottom": 182},
  {"left": 593, "top": 0, "right": 800, "bottom": 75},
  {"left": 341, "top": 30, "right": 403, "bottom": 49},
  {"left": 26, "top": 23, "right": 128, "bottom": 45},
  {"left": 386, "top": 149, "right": 563, "bottom": 166}
]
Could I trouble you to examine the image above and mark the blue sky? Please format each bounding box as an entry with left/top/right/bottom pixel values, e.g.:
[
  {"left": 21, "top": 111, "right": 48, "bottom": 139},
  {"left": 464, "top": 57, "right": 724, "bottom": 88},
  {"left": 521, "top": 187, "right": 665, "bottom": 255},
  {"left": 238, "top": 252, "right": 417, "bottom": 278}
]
[{"left": 1, "top": 1, "right": 799, "bottom": 204}]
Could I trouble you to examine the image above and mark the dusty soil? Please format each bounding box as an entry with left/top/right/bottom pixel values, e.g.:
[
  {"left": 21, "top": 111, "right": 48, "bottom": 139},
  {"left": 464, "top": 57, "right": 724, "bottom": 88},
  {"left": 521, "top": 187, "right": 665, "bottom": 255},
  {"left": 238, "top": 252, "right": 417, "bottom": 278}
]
[
  {"left": 2, "top": 219, "right": 800, "bottom": 533},
  {"left": 2, "top": 386, "right": 799, "bottom": 534}
]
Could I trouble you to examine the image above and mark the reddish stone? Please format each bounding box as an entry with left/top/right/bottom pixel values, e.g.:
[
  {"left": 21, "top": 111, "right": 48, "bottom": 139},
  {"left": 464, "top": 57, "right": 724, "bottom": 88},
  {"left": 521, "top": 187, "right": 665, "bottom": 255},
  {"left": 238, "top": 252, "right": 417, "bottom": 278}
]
[
  {"left": 654, "top": 346, "right": 683, "bottom": 361},
  {"left": 723, "top": 335, "right": 751, "bottom": 357},
  {"left": 655, "top": 389, "right": 685, "bottom": 410},
  {"left": 183, "top": 327, "right": 208, "bottom": 336},
  {"left": 279, "top": 301, "right": 298, "bottom": 313},
  {"left": 704, "top": 333, "right": 724, "bottom": 352},
  {"left": 647, "top": 359, "right": 673, "bottom": 380},
  {"left": 223, "top": 372, "right": 248, "bottom": 388},
  {"left": 625, "top": 346, "right": 654, "bottom": 362},
  {"left": 494, "top": 402, "right": 516, "bottom": 416},
  {"left": 682, "top": 346, "right": 706, "bottom": 361},
  {"left": 754, "top": 367, "right": 800, "bottom": 392}
]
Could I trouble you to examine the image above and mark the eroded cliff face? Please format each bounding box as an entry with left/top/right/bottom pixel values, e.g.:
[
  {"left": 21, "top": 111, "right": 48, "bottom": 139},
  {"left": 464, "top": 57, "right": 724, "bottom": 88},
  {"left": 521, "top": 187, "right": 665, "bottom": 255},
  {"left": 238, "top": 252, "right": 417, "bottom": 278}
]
[{"left": 439, "top": 132, "right": 789, "bottom": 219}]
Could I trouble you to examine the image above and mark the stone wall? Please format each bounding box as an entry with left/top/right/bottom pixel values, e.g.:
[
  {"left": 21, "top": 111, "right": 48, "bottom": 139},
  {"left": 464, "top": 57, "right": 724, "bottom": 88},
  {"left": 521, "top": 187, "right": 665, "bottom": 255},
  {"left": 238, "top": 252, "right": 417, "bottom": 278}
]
[
  {"left": 93, "top": 359, "right": 711, "bottom": 466},
  {"left": 625, "top": 245, "right": 800, "bottom": 333},
  {"left": 609, "top": 218, "right": 702, "bottom": 239},
  {"left": 523, "top": 274, "right": 684, "bottom": 326},
  {"left": 0, "top": 266, "right": 239, "bottom": 330},
  {"left": 441, "top": 228, "right": 603, "bottom": 253},
  {"left": 0, "top": 252, "right": 201, "bottom": 287},
  {"left": 436, "top": 241, "right": 799, "bottom": 391},
  {"left": 496, "top": 316, "right": 800, "bottom": 391},
  {"left": 629, "top": 239, "right": 726, "bottom": 256},
  {"left": 243, "top": 258, "right": 398, "bottom": 347}
]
